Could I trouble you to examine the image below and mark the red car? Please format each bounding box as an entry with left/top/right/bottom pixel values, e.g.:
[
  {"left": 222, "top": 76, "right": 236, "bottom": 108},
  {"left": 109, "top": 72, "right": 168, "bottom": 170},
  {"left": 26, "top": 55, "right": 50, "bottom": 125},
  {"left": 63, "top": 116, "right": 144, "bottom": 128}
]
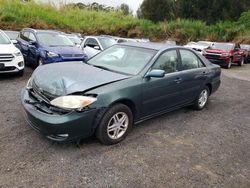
[{"left": 203, "top": 43, "right": 245, "bottom": 69}]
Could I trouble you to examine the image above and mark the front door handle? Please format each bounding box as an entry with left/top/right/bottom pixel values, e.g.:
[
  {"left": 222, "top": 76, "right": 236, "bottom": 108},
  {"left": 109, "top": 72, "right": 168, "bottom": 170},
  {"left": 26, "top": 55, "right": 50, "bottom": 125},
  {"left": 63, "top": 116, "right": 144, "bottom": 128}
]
[{"left": 174, "top": 77, "right": 182, "bottom": 83}]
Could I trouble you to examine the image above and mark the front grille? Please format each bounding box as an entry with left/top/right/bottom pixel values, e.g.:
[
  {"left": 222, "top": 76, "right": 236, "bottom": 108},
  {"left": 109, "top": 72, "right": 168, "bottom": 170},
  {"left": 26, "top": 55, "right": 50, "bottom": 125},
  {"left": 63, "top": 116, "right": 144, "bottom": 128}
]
[
  {"left": 0, "top": 54, "right": 14, "bottom": 62},
  {"left": 0, "top": 66, "right": 16, "bottom": 72},
  {"left": 62, "top": 54, "right": 83, "bottom": 58},
  {"left": 205, "top": 54, "right": 221, "bottom": 60}
]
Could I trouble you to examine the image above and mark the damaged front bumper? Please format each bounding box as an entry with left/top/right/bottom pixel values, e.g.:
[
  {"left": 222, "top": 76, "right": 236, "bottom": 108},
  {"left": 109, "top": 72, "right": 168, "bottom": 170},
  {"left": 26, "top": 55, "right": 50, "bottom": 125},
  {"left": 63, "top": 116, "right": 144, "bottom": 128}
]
[{"left": 21, "top": 89, "right": 102, "bottom": 142}]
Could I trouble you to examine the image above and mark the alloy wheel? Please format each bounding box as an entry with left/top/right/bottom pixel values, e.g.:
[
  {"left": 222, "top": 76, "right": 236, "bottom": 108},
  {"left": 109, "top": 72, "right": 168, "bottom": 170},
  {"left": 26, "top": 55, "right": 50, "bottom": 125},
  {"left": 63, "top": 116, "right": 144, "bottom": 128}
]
[
  {"left": 227, "top": 59, "right": 232, "bottom": 69},
  {"left": 198, "top": 89, "right": 208, "bottom": 108},
  {"left": 240, "top": 58, "right": 244, "bottom": 66},
  {"left": 107, "top": 112, "right": 129, "bottom": 140}
]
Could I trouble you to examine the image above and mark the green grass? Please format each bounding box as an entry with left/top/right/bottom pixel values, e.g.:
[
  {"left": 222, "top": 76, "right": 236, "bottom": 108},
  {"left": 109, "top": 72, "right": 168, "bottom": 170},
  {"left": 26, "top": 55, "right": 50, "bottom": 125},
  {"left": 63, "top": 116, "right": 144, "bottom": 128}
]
[{"left": 0, "top": 0, "right": 249, "bottom": 44}]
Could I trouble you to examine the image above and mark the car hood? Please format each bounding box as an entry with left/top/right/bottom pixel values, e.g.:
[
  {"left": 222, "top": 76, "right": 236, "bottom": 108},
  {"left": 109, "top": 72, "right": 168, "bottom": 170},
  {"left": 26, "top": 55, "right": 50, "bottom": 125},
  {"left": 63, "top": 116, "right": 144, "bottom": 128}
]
[
  {"left": 0, "top": 43, "right": 19, "bottom": 53},
  {"left": 44, "top": 46, "right": 84, "bottom": 55},
  {"left": 205, "top": 48, "right": 229, "bottom": 53},
  {"left": 185, "top": 44, "right": 207, "bottom": 50},
  {"left": 32, "top": 62, "right": 131, "bottom": 96}
]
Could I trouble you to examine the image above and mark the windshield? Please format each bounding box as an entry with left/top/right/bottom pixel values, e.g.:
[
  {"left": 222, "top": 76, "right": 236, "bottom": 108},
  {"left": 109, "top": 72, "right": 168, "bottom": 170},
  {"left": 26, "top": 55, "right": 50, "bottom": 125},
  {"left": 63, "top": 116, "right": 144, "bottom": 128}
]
[
  {"left": 87, "top": 45, "right": 156, "bottom": 75},
  {"left": 37, "top": 32, "right": 74, "bottom": 47},
  {"left": 212, "top": 43, "right": 233, "bottom": 50},
  {"left": 0, "top": 31, "right": 11, "bottom": 44},
  {"left": 4, "top": 31, "right": 19, "bottom": 40},
  {"left": 68, "top": 36, "right": 82, "bottom": 45},
  {"left": 187, "top": 42, "right": 196, "bottom": 46},
  {"left": 99, "top": 38, "right": 117, "bottom": 49}
]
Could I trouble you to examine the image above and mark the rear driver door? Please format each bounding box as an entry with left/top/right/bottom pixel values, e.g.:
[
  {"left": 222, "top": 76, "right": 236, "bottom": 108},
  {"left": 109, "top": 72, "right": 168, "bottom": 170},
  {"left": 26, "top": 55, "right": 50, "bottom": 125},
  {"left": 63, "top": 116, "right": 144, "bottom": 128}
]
[{"left": 177, "top": 49, "right": 208, "bottom": 103}]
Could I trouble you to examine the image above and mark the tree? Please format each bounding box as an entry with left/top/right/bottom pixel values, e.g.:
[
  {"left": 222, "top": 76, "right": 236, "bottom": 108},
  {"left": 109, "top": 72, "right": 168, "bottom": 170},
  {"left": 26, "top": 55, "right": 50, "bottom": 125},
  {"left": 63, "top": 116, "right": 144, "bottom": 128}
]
[
  {"left": 174, "top": 0, "right": 250, "bottom": 24},
  {"left": 139, "top": 0, "right": 174, "bottom": 22},
  {"left": 120, "top": 3, "right": 131, "bottom": 15},
  {"left": 139, "top": 0, "right": 250, "bottom": 24}
]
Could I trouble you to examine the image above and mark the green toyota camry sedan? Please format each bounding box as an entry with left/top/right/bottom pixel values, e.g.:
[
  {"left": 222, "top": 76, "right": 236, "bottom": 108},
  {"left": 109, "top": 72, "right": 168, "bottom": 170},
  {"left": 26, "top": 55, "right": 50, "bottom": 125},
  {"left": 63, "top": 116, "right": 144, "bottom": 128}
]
[{"left": 21, "top": 42, "right": 221, "bottom": 145}]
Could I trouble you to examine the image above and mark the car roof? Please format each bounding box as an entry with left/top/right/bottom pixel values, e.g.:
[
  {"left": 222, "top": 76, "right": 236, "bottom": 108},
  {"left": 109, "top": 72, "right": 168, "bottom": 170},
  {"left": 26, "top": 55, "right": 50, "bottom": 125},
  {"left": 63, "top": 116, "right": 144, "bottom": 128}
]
[
  {"left": 118, "top": 42, "right": 176, "bottom": 51},
  {"left": 214, "top": 42, "right": 234, "bottom": 45},
  {"left": 22, "top": 28, "right": 62, "bottom": 34},
  {"left": 85, "top": 36, "right": 115, "bottom": 40},
  {"left": 3, "top": 30, "right": 19, "bottom": 33}
]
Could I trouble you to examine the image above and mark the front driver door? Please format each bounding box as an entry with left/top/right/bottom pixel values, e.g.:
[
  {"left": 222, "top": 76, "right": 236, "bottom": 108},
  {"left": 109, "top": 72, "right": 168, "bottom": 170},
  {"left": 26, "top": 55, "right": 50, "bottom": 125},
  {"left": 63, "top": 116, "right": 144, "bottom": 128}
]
[
  {"left": 142, "top": 49, "right": 183, "bottom": 116},
  {"left": 19, "top": 31, "right": 30, "bottom": 60},
  {"left": 27, "top": 32, "right": 38, "bottom": 64}
]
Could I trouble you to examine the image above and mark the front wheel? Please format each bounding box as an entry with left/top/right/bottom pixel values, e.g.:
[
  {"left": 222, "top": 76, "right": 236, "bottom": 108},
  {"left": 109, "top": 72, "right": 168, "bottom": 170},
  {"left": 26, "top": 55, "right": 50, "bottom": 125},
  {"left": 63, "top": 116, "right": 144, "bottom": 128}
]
[
  {"left": 95, "top": 104, "right": 133, "bottom": 145},
  {"left": 37, "top": 57, "right": 44, "bottom": 67},
  {"left": 193, "top": 87, "right": 210, "bottom": 110},
  {"left": 17, "top": 69, "right": 24, "bottom": 77},
  {"left": 238, "top": 58, "right": 244, "bottom": 66},
  {"left": 225, "top": 59, "right": 232, "bottom": 69}
]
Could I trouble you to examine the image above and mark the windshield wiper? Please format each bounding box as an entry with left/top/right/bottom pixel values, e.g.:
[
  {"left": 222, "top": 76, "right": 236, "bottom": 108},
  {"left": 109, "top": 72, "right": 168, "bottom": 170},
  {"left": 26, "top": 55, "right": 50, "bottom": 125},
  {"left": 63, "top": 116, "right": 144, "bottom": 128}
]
[
  {"left": 49, "top": 45, "right": 74, "bottom": 47},
  {"left": 92, "top": 65, "right": 113, "bottom": 71}
]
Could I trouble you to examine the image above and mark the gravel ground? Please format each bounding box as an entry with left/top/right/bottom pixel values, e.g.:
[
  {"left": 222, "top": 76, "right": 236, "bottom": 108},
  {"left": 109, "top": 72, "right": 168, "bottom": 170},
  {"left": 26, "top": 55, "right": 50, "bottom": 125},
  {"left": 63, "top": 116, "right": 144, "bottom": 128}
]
[{"left": 0, "top": 64, "right": 249, "bottom": 188}]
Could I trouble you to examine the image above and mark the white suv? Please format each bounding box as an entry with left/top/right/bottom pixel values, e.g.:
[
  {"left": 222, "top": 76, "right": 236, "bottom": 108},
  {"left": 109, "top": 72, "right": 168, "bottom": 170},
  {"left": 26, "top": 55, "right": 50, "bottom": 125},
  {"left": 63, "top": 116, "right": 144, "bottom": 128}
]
[{"left": 0, "top": 30, "right": 24, "bottom": 76}]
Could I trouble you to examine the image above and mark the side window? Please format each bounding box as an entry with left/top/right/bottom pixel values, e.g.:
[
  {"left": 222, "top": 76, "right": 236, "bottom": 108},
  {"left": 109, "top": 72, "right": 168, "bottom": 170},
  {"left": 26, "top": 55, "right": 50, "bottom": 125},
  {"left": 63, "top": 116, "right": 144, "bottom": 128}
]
[
  {"left": 85, "top": 38, "right": 99, "bottom": 48},
  {"left": 20, "top": 31, "right": 29, "bottom": 41},
  {"left": 180, "top": 50, "right": 203, "bottom": 70},
  {"left": 29, "top": 33, "right": 36, "bottom": 42},
  {"left": 152, "top": 50, "right": 178, "bottom": 74}
]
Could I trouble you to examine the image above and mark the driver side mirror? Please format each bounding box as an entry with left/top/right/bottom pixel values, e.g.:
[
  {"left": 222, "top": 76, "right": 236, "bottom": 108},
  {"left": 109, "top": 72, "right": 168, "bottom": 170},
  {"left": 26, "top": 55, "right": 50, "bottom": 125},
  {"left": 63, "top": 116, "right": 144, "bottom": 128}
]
[
  {"left": 11, "top": 39, "right": 17, "bottom": 44},
  {"left": 94, "top": 46, "right": 100, "bottom": 50},
  {"left": 145, "top": 69, "right": 165, "bottom": 78},
  {"left": 29, "top": 41, "right": 36, "bottom": 46}
]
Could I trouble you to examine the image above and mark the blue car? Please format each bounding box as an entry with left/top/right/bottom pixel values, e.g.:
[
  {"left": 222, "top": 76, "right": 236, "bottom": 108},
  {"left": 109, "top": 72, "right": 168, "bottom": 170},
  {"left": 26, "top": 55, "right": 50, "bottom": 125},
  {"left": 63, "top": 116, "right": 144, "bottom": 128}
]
[{"left": 16, "top": 28, "right": 88, "bottom": 66}]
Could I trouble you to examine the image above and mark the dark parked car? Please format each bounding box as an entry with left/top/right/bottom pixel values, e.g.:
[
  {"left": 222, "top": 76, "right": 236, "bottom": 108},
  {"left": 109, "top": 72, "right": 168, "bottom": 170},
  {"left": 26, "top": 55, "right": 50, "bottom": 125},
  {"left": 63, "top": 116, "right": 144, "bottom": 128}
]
[
  {"left": 240, "top": 44, "right": 250, "bottom": 63},
  {"left": 21, "top": 43, "right": 221, "bottom": 145},
  {"left": 16, "top": 28, "right": 88, "bottom": 66}
]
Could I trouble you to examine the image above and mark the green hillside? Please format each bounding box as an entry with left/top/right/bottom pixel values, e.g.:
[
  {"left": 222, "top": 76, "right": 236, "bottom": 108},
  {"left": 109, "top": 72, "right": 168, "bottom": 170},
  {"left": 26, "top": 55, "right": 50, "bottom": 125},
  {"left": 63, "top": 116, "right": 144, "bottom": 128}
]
[{"left": 0, "top": 0, "right": 249, "bottom": 44}]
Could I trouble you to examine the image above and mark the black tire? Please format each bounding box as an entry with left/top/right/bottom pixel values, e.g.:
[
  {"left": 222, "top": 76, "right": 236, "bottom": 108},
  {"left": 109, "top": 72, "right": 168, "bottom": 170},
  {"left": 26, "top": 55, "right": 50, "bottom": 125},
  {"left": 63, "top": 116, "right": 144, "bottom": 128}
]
[
  {"left": 244, "top": 56, "right": 248, "bottom": 64},
  {"left": 95, "top": 104, "right": 133, "bottom": 145},
  {"left": 17, "top": 69, "right": 24, "bottom": 77},
  {"left": 193, "top": 86, "right": 210, "bottom": 110},
  {"left": 24, "top": 59, "right": 30, "bottom": 66},
  {"left": 238, "top": 58, "right": 244, "bottom": 66},
  {"left": 37, "top": 57, "right": 43, "bottom": 67}
]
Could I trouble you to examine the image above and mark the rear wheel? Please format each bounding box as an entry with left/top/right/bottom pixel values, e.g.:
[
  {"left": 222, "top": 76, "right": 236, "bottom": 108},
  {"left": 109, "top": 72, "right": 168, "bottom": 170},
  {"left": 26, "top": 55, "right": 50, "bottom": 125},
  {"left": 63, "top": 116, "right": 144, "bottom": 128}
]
[
  {"left": 95, "top": 104, "right": 133, "bottom": 145},
  {"left": 193, "top": 86, "right": 210, "bottom": 110}
]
